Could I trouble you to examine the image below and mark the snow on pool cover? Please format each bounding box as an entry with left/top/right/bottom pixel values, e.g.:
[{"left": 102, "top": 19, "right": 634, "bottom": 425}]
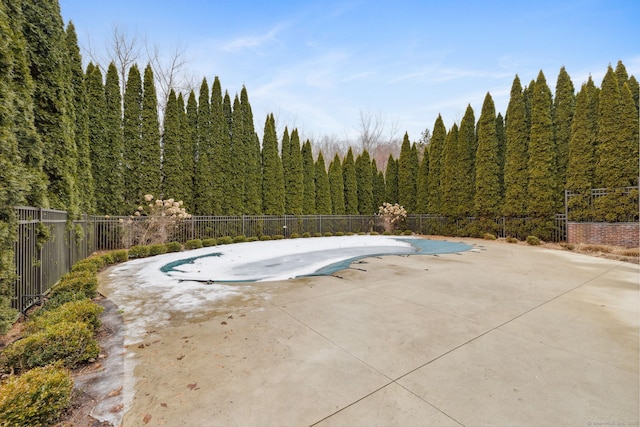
[{"left": 159, "top": 236, "right": 471, "bottom": 283}]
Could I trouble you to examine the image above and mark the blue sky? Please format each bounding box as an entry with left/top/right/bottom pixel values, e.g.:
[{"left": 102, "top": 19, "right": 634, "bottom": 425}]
[{"left": 60, "top": 0, "right": 640, "bottom": 144}]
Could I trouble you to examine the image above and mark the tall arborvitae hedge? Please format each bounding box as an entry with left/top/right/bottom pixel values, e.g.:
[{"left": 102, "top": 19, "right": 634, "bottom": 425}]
[
  {"left": 228, "top": 95, "right": 245, "bottom": 215},
  {"left": 66, "top": 22, "right": 94, "bottom": 214},
  {"left": 0, "top": 0, "right": 27, "bottom": 331},
  {"left": 384, "top": 155, "right": 398, "bottom": 204},
  {"left": 503, "top": 75, "right": 529, "bottom": 217},
  {"left": 566, "top": 78, "right": 599, "bottom": 220},
  {"left": 427, "top": 115, "right": 446, "bottom": 214},
  {"left": 140, "top": 64, "right": 161, "bottom": 197},
  {"left": 440, "top": 123, "right": 459, "bottom": 217},
  {"left": 281, "top": 127, "right": 291, "bottom": 207},
  {"left": 343, "top": 148, "right": 358, "bottom": 214},
  {"left": 355, "top": 150, "right": 373, "bottom": 214},
  {"left": 314, "top": 152, "right": 332, "bottom": 214},
  {"left": 301, "top": 140, "right": 316, "bottom": 214},
  {"left": 474, "top": 93, "right": 502, "bottom": 217},
  {"left": 4, "top": 0, "right": 47, "bottom": 208},
  {"left": 261, "top": 114, "right": 285, "bottom": 214},
  {"left": 22, "top": 0, "right": 78, "bottom": 213},
  {"left": 122, "top": 64, "right": 143, "bottom": 208},
  {"left": 527, "top": 71, "right": 557, "bottom": 219},
  {"left": 457, "top": 105, "right": 476, "bottom": 216},
  {"left": 210, "top": 76, "right": 229, "bottom": 214},
  {"left": 241, "top": 87, "right": 262, "bottom": 214},
  {"left": 329, "top": 154, "right": 345, "bottom": 214},
  {"left": 415, "top": 149, "right": 429, "bottom": 213},
  {"left": 184, "top": 91, "right": 198, "bottom": 210},
  {"left": 102, "top": 62, "right": 125, "bottom": 214},
  {"left": 372, "top": 159, "right": 386, "bottom": 211},
  {"left": 161, "top": 89, "right": 184, "bottom": 201},
  {"left": 287, "top": 129, "right": 304, "bottom": 215},
  {"left": 552, "top": 67, "right": 575, "bottom": 195},
  {"left": 193, "top": 79, "right": 213, "bottom": 215},
  {"left": 397, "top": 133, "right": 417, "bottom": 212}
]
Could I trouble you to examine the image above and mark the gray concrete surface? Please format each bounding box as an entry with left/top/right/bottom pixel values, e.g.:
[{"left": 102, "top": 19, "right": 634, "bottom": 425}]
[{"left": 101, "top": 238, "right": 639, "bottom": 426}]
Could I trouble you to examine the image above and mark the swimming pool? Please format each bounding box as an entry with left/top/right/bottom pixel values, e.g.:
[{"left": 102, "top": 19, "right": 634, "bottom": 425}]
[{"left": 160, "top": 236, "right": 471, "bottom": 283}]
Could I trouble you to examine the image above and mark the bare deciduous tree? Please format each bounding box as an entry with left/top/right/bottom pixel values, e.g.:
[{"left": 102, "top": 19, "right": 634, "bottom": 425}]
[
  {"left": 147, "top": 42, "right": 195, "bottom": 117},
  {"left": 109, "top": 24, "right": 142, "bottom": 101}
]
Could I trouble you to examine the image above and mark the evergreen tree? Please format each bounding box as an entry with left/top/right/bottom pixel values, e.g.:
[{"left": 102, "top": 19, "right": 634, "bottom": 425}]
[
  {"left": 287, "top": 129, "right": 304, "bottom": 214},
  {"left": 495, "top": 113, "right": 506, "bottom": 201},
  {"left": 103, "top": 62, "right": 125, "bottom": 214},
  {"left": 210, "top": 76, "right": 229, "bottom": 214},
  {"left": 66, "top": 22, "right": 94, "bottom": 213},
  {"left": 140, "top": 64, "right": 161, "bottom": 197},
  {"left": 397, "top": 133, "right": 417, "bottom": 212},
  {"left": 329, "top": 153, "right": 345, "bottom": 214},
  {"left": 342, "top": 147, "right": 358, "bottom": 214},
  {"left": 223, "top": 91, "right": 232, "bottom": 136},
  {"left": 552, "top": 66, "right": 575, "bottom": 194},
  {"left": 185, "top": 90, "right": 198, "bottom": 210},
  {"left": 193, "top": 78, "right": 213, "bottom": 215},
  {"left": 427, "top": 115, "right": 446, "bottom": 214},
  {"left": 3, "top": 0, "right": 46, "bottom": 207},
  {"left": 314, "top": 152, "right": 332, "bottom": 214},
  {"left": 474, "top": 92, "right": 502, "bottom": 217},
  {"left": 372, "top": 159, "right": 386, "bottom": 210},
  {"left": 384, "top": 155, "right": 398, "bottom": 204},
  {"left": 0, "top": 0, "right": 28, "bottom": 331},
  {"left": 440, "top": 123, "right": 459, "bottom": 217},
  {"left": 22, "top": 0, "right": 78, "bottom": 212},
  {"left": 261, "top": 114, "right": 285, "bottom": 214},
  {"left": 523, "top": 79, "right": 536, "bottom": 131},
  {"left": 566, "top": 78, "right": 599, "bottom": 220},
  {"left": 457, "top": 105, "right": 477, "bottom": 216},
  {"left": 415, "top": 149, "right": 429, "bottom": 213},
  {"left": 503, "top": 75, "right": 529, "bottom": 217},
  {"left": 355, "top": 150, "right": 373, "bottom": 214},
  {"left": 527, "top": 71, "right": 557, "bottom": 219},
  {"left": 301, "top": 140, "right": 316, "bottom": 214},
  {"left": 228, "top": 95, "right": 245, "bottom": 214},
  {"left": 85, "top": 65, "right": 106, "bottom": 213},
  {"left": 628, "top": 75, "right": 639, "bottom": 112},
  {"left": 615, "top": 60, "right": 629, "bottom": 90},
  {"left": 122, "top": 64, "right": 143, "bottom": 208},
  {"left": 241, "top": 87, "right": 261, "bottom": 214},
  {"left": 177, "top": 93, "right": 192, "bottom": 208},
  {"left": 281, "top": 127, "right": 291, "bottom": 211},
  {"left": 161, "top": 89, "right": 184, "bottom": 200}
]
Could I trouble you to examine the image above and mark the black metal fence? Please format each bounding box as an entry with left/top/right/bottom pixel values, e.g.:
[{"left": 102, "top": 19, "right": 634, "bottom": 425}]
[
  {"left": 13, "top": 208, "right": 567, "bottom": 313},
  {"left": 565, "top": 186, "right": 639, "bottom": 222}
]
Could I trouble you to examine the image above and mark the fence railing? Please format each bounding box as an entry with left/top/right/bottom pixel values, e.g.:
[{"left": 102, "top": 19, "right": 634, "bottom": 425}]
[{"left": 13, "top": 208, "right": 567, "bottom": 314}]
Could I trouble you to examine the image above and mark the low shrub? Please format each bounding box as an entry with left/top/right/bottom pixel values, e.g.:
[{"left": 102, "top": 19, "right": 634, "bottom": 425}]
[
  {"left": 345, "top": 232, "right": 354, "bottom": 236},
  {"left": 110, "top": 249, "right": 129, "bottom": 263},
  {"left": 217, "top": 236, "right": 233, "bottom": 245},
  {"left": 483, "top": 233, "right": 497, "bottom": 240},
  {"left": 393, "top": 230, "right": 402, "bottom": 235},
  {"left": 382, "top": 230, "right": 392, "bottom": 235},
  {"left": 128, "top": 245, "right": 150, "bottom": 259},
  {"left": 202, "top": 238, "right": 217, "bottom": 247},
  {"left": 184, "top": 239, "right": 203, "bottom": 250},
  {"left": 402, "top": 230, "right": 413, "bottom": 236},
  {"left": 272, "top": 234, "right": 284, "bottom": 240},
  {"left": 358, "top": 232, "right": 366, "bottom": 235},
  {"left": 289, "top": 233, "right": 299, "bottom": 239},
  {"left": 334, "top": 232, "right": 344, "bottom": 236},
  {"left": 42, "top": 290, "right": 87, "bottom": 312},
  {"left": 505, "top": 237, "right": 518, "bottom": 244},
  {"left": 559, "top": 242, "right": 575, "bottom": 251},
  {"left": 164, "top": 242, "right": 182, "bottom": 253},
  {"left": 313, "top": 232, "right": 323, "bottom": 238},
  {"left": 50, "top": 271, "right": 98, "bottom": 299},
  {"left": 233, "top": 235, "right": 247, "bottom": 243},
  {"left": 259, "top": 235, "right": 271, "bottom": 241},
  {"left": 302, "top": 232, "right": 311, "bottom": 238},
  {"left": 27, "top": 300, "right": 104, "bottom": 333},
  {"left": 148, "top": 243, "right": 167, "bottom": 256},
  {"left": 526, "top": 235, "right": 541, "bottom": 246},
  {"left": 99, "top": 252, "right": 114, "bottom": 265},
  {"left": 246, "top": 236, "right": 258, "bottom": 242},
  {"left": 369, "top": 231, "right": 379, "bottom": 236},
  {"left": 1, "top": 321, "right": 100, "bottom": 372},
  {"left": 71, "top": 256, "right": 106, "bottom": 273},
  {"left": 0, "top": 364, "right": 73, "bottom": 427},
  {"left": 323, "top": 232, "right": 333, "bottom": 237}
]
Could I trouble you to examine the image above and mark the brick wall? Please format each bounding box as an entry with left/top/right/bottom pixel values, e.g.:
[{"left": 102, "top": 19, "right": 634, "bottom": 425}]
[{"left": 567, "top": 222, "right": 639, "bottom": 248}]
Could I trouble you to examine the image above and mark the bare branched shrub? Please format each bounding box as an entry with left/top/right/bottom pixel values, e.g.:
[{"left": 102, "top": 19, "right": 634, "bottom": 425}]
[
  {"left": 120, "top": 194, "right": 191, "bottom": 248},
  {"left": 378, "top": 202, "right": 407, "bottom": 232}
]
